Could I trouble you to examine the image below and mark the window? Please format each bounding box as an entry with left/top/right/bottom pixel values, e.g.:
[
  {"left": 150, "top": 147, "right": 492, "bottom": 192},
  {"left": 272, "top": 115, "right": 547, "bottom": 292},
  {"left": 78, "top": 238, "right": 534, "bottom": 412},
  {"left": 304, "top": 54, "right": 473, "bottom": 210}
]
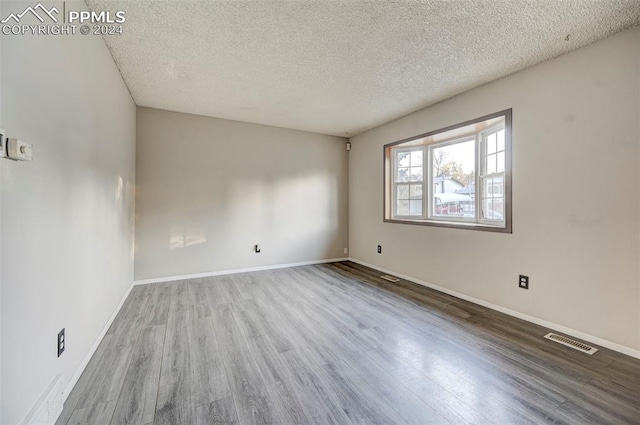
[{"left": 384, "top": 110, "right": 511, "bottom": 232}]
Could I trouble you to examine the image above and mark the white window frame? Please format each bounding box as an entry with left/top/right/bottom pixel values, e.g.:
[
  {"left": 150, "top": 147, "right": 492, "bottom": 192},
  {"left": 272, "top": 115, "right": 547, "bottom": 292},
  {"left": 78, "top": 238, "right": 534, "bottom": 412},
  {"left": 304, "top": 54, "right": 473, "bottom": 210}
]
[
  {"left": 392, "top": 146, "right": 426, "bottom": 219},
  {"left": 478, "top": 124, "right": 506, "bottom": 226},
  {"left": 384, "top": 109, "right": 512, "bottom": 233}
]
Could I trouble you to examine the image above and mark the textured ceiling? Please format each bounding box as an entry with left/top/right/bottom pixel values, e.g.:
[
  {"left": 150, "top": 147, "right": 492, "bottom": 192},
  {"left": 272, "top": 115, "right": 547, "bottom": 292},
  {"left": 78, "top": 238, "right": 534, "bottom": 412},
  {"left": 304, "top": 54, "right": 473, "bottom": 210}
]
[{"left": 87, "top": 0, "right": 640, "bottom": 136}]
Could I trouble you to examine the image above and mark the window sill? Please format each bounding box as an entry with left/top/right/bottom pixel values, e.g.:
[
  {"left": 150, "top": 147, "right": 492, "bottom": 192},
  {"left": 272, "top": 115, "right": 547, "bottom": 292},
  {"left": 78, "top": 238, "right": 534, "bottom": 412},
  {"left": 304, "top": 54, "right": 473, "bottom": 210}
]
[{"left": 384, "top": 218, "right": 512, "bottom": 233}]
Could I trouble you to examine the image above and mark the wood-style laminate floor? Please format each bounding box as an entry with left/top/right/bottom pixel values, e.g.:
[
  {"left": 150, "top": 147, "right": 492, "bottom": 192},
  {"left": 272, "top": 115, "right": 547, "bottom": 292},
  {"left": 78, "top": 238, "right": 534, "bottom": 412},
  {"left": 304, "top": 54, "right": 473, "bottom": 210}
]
[{"left": 56, "top": 261, "right": 640, "bottom": 425}]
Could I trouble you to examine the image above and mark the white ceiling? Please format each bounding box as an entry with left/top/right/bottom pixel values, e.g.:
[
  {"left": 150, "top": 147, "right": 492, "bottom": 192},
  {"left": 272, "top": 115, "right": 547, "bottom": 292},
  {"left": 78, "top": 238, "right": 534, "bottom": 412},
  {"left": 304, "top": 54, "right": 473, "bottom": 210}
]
[{"left": 87, "top": 0, "right": 640, "bottom": 137}]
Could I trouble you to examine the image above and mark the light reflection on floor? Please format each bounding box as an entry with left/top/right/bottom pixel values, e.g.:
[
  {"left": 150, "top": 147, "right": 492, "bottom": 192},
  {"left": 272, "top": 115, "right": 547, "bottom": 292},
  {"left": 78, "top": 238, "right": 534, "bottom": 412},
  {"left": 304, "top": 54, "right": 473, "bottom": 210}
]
[{"left": 388, "top": 329, "right": 508, "bottom": 420}]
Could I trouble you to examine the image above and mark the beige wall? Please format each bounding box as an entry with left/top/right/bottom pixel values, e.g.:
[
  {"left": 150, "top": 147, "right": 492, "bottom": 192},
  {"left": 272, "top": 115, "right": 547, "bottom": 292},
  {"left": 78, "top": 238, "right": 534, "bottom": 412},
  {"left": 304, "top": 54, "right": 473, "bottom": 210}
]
[
  {"left": 135, "top": 107, "right": 349, "bottom": 281},
  {"left": 349, "top": 28, "right": 640, "bottom": 353},
  {"left": 0, "top": 2, "right": 136, "bottom": 423},
  {"left": 0, "top": 0, "right": 3, "bottom": 417}
]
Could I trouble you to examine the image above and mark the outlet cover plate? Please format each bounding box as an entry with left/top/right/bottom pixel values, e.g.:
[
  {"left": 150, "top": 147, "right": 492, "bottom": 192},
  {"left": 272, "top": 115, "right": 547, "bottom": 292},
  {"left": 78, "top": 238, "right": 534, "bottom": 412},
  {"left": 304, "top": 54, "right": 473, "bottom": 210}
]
[
  {"left": 519, "top": 275, "right": 529, "bottom": 290},
  {"left": 57, "top": 329, "right": 65, "bottom": 357}
]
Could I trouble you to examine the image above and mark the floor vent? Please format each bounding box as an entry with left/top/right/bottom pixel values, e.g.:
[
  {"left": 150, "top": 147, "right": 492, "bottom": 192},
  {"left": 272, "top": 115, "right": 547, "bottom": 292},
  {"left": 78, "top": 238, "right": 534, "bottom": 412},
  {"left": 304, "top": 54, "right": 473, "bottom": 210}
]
[
  {"left": 544, "top": 333, "right": 598, "bottom": 355},
  {"left": 380, "top": 275, "right": 400, "bottom": 282},
  {"left": 22, "top": 374, "right": 64, "bottom": 425}
]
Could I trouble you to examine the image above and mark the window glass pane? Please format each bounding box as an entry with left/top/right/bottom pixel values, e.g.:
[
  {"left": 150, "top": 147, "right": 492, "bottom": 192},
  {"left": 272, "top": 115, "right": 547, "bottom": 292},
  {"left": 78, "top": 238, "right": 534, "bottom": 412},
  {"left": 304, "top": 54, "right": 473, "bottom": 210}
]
[
  {"left": 497, "top": 152, "right": 505, "bottom": 173},
  {"left": 397, "top": 185, "right": 409, "bottom": 199},
  {"left": 495, "top": 198, "right": 504, "bottom": 216},
  {"left": 410, "top": 150, "right": 423, "bottom": 166},
  {"left": 495, "top": 175, "right": 504, "bottom": 195},
  {"left": 431, "top": 139, "right": 475, "bottom": 219},
  {"left": 398, "top": 151, "right": 410, "bottom": 167},
  {"left": 410, "top": 166, "right": 423, "bottom": 182},
  {"left": 432, "top": 140, "right": 475, "bottom": 180},
  {"left": 482, "top": 198, "right": 504, "bottom": 221},
  {"left": 433, "top": 194, "right": 466, "bottom": 217},
  {"left": 483, "top": 176, "right": 493, "bottom": 196},
  {"left": 497, "top": 130, "right": 505, "bottom": 152},
  {"left": 397, "top": 200, "right": 409, "bottom": 215},
  {"left": 487, "top": 133, "right": 497, "bottom": 154},
  {"left": 482, "top": 199, "right": 493, "bottom": 219},
  {"left": 409, "top": 184, "right": 422, "bottom": 198},
  {"left": 486, "top": 154, "right": 496, "bottom": 174},
  {"left": 481, "top": 176, "right": 504, "bottom": 222},
  {"left": 397, "top": 167, "right": 410, "bottom": 182},
  {"left": 409, "top": 200, "right": 422, "bottom": 215}
]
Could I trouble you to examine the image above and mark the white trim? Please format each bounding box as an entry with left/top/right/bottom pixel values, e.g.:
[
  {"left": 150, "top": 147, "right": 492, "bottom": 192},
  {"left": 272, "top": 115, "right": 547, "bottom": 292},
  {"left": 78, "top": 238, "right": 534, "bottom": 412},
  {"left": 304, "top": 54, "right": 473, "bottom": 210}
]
[
  {"left": 134, "top": 258, "right": 350, "bottom": 285},
  {"left": 62, "top": 281, "right": 135, "bottom": 403},
  {"left": 348, "top": 257, "right": 640, "bottom": 360}
]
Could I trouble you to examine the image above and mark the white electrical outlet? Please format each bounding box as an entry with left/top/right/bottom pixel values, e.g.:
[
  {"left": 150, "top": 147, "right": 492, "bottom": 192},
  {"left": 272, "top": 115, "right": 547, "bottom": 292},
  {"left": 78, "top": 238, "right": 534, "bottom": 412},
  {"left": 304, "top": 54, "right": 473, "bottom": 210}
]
[{"left": 344, "top": 247, "right": 348, "bottom": 254}]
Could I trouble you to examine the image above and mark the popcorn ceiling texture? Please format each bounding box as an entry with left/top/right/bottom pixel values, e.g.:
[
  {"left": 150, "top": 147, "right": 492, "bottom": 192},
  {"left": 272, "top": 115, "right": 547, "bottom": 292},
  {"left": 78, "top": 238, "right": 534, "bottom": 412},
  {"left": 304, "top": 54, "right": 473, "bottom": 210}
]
[{"left": 87, "top": 0, "right": 640, "bottom": 136}]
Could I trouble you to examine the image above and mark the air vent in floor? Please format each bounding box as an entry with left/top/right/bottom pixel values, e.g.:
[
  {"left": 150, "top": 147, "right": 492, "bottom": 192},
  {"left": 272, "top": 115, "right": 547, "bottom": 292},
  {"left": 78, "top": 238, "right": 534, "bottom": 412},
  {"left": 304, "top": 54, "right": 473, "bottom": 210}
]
[
  {"left": 380, "top": 275, "right": 400, "bottom": 282},
  {"left": 544, "top": 333, "right": 598, "bottom": 355}
]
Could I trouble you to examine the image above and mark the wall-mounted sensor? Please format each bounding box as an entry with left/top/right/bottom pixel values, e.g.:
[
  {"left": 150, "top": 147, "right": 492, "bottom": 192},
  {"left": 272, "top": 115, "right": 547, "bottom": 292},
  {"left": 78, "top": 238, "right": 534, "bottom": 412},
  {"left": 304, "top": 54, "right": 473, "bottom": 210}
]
[
  {"left": 346, "top": 142, "right": 351, "bottom": 151},
  {"left": 7, "top": 138, "right": 33, "bottom": 161}
]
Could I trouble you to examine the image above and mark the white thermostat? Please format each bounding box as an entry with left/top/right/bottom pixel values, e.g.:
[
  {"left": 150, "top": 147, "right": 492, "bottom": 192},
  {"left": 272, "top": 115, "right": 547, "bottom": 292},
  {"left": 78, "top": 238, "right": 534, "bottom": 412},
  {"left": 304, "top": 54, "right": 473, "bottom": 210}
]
[{"left": 7, "top": 138, "right": 33, "bottom": 161}]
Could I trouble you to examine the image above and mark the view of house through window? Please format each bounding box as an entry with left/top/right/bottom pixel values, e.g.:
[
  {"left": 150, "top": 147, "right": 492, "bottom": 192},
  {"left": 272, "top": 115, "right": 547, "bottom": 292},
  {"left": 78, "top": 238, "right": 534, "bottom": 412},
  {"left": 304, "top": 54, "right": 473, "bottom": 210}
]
[{"left": 384, "top": 110, "right": 511, "bottom": 232}]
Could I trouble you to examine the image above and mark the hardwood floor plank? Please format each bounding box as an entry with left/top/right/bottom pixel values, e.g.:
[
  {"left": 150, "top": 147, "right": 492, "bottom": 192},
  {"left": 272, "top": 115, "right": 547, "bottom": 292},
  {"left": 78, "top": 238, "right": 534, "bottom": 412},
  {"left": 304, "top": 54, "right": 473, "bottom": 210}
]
[
  {"left": 241, "top": 298, "right": 296, "bottom": 353},
  {"left": 316, "top": 360, "right": 412, "bottom": 425},
  {"left": 279, "top": 350, "right": 355, "bottom": 425},
  {"left": 65, "top": 401, "right": 117, "bottom": 425},
  {"left": 582, "top": 376, "right": 640, "bottom": 411},
  {"left": 143, "top": 284, "right": 172, "bottom": 327},
  {"left": 155, "top": 376, "right": 227, "bottom": 425},
  {"left": 555, "top": 398, "right": 627, "bottom": 425},
  {"left": 188, "top": 280, "right": 213, "bottom": 319},
  {"left": 190, "top": 316, "right": 232, "bottom": 402},
  {"left": 213, "top": 304, "right": 283, "bottom": 425},
  {"left": 111, "top": 325, "right": 166, "bottom": 425},
  {"left": 266, "top": 378, "right": 314, "bottom": 425},
  {"left": 159, "top": 284, "right": 194, "bottom": 388},
  {"left": 74, "top": 342, "right": 135, "bottom": 410},
  {"left": 206, "top": 277, "right": 237, "bottom": 306},
  {"left": 194, "top": 397, "right": 240, "bottom": 425},
  {"left": 338, "top": 357, "right": 453, "bottom": 425},
  {"left": 234, "top": 318, "right": 292, "bottom": 384},
  {"left": 601, "top": 359, "right": 640, "bottom": 392},
  {"left": 106, "top": 286, "right": 152, "bottom": 339}
]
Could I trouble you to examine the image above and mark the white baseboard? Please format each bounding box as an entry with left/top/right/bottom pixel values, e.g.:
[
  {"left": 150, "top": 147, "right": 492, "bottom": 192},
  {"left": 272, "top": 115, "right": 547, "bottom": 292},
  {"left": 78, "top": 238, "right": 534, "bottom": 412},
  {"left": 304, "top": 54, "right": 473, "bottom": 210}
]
[
  {"left": 348, "top": 257, "right": 640, "bottom": 359},
  {"left": 62, "top": 282, "right": 135, "bottom": 403},
  {"left": 134, "top": 257, "right": 350, "bottom": 285}
]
